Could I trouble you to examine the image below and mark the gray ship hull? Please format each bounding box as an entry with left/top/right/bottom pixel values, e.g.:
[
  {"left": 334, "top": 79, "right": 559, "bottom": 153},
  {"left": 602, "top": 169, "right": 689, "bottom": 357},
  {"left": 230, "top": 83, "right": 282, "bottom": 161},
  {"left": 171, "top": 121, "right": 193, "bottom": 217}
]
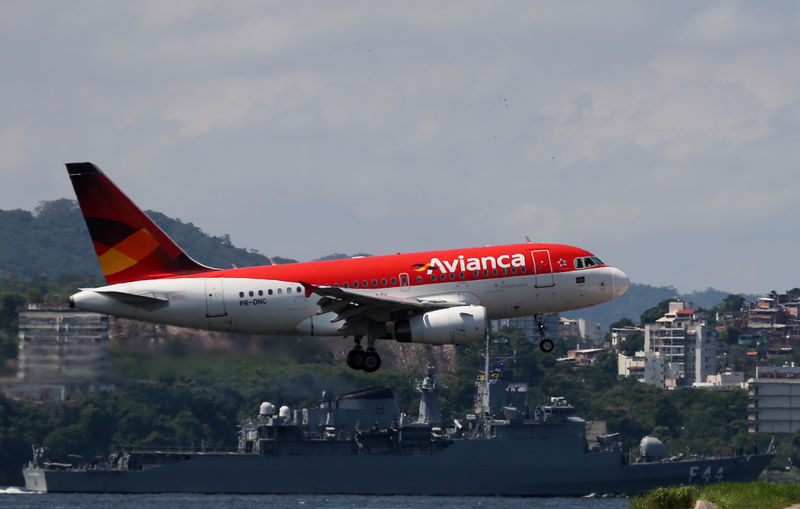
[{"left": 22, "top": 440, "right": 772, "bottom": 496}]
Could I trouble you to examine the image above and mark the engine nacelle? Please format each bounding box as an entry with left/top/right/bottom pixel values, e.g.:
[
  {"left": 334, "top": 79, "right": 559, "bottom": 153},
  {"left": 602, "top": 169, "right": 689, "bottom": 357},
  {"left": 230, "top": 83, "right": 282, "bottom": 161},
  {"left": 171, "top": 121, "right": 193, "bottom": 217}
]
[{"left": 394, "top": 305, "right": 487, "bottom": 345}]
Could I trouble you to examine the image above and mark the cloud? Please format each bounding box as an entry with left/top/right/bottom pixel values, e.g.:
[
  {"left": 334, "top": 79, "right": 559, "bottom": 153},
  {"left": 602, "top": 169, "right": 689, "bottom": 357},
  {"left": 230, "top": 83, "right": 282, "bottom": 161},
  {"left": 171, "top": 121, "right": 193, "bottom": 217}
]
[{"left": 0, "top": 1, "right": 798, "bottom": 294}]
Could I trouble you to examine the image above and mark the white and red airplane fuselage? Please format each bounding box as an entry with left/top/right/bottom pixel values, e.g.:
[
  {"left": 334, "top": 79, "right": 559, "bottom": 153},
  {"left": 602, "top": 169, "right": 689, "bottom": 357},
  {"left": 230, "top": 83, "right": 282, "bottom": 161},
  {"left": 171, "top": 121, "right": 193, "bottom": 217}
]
[{"left": 66, "top": 162, "right": 629, "bottom": 372}]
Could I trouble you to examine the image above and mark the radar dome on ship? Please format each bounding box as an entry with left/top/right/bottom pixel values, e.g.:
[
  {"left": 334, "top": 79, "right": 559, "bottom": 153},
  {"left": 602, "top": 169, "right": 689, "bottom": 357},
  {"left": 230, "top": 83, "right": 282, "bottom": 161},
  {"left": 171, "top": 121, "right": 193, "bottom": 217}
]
[
  {"left": 639, "top": 436, "right": 666, "bottom": 459},
  {"left": 279, "top": 406, "right": 291, "bottom": 419},
  {"left": 259, "top": 402, "right": 276, "bottom": 416}
]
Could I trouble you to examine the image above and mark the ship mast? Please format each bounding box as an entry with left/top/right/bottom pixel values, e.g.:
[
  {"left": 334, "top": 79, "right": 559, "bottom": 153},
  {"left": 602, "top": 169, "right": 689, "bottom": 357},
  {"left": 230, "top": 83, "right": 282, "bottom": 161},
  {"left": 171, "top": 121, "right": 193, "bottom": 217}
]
[
  {"left": 481, "top": 327, "right": 491, "bottom": 435},
  {"left": 478, "top": 324, "right": 515, "bottom": 438}
]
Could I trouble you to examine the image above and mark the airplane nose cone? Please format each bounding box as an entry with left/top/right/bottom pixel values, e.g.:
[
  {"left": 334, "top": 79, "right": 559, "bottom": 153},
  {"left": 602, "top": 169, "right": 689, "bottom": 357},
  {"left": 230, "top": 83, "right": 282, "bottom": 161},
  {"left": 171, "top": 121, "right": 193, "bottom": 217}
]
[{"left": 610, "top": 267, "right": 630, "bottom": 299}]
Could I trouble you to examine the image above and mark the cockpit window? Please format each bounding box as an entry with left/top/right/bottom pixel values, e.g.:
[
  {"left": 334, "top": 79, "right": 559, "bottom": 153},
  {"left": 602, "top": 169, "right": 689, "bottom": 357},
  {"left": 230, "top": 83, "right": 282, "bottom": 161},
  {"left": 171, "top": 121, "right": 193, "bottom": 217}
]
[{"left": 574, "top": 256, "right": 604, "bottom": 269}]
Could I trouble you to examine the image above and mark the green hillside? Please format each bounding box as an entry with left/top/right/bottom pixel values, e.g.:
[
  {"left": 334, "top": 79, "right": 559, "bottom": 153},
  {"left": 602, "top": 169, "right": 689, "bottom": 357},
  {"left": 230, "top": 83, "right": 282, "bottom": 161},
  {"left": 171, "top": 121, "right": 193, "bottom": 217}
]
[{"left": 0, "top": 199, "right": 292, "bottom": 280}]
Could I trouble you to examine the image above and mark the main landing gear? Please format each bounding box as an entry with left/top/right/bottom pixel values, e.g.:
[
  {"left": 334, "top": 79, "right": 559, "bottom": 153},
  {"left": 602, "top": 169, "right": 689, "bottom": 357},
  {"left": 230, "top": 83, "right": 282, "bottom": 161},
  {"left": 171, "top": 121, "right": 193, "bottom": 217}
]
[
  {"left": 346, "top": 335, "right": 382, "bottom": 373},
  {"left": 536, "top": 315, "right": 554, "bottom": 353}
]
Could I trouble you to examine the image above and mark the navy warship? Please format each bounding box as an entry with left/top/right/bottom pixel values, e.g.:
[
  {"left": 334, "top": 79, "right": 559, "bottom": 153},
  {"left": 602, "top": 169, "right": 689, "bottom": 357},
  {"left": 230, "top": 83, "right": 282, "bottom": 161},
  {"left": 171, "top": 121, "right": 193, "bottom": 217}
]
[{"left": 23, "top": 357, "right": 772, "bottom": 495}]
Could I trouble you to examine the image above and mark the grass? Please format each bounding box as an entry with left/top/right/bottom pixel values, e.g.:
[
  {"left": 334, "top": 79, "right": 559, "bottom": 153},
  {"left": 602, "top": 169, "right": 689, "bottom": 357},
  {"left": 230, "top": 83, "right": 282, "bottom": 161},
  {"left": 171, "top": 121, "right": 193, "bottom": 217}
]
[{"left": 630, "top": 482, "right": 800, "bottom": 509}]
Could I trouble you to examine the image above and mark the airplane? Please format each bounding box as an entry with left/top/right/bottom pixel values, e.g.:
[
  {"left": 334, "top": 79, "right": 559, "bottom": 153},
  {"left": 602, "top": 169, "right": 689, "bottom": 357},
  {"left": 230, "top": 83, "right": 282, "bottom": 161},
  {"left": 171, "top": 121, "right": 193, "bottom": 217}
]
[{"left": 66, "top": 162, "right": 630, "bottom": 372}]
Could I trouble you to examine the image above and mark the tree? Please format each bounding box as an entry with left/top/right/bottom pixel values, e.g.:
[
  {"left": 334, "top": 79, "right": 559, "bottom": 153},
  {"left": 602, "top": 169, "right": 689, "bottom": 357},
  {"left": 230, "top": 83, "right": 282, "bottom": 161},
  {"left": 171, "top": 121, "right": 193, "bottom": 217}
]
[
  {"left": 641, "top": 299, "right": 675, "bottom": 324},
  {"left": 717, "top": 294, "right": 745, "bottom": 313},
  {"left": 719, "top": 326, "right": 742, "bottom": 345},
  {"left": 620, "top": 331, "right": 644, "bottom": 356},
  {"left": 609, "top": 317, "right": 634, "bottom": 330}
]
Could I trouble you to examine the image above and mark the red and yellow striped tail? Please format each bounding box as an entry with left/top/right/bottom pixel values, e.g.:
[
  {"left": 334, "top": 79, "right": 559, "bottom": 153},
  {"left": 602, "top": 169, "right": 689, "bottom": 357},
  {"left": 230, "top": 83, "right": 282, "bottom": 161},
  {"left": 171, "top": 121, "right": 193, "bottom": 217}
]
[{"left": 67, "top": 162, "right": 216, "bottom": 284}]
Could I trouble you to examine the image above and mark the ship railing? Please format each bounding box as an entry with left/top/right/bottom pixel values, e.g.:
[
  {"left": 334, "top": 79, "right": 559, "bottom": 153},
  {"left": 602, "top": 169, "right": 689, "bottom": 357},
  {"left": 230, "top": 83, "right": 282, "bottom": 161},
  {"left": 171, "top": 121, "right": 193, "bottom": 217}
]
[{"left": 111, "top": 444, "right": 240, "bottom": 454}]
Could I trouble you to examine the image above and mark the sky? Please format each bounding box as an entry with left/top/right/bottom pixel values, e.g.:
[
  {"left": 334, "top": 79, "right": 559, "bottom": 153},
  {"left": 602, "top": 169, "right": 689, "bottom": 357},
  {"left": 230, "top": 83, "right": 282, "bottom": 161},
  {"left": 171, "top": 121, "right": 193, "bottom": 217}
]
[{"left": 1, "top": 1, "right": 798, "bottom": 295}]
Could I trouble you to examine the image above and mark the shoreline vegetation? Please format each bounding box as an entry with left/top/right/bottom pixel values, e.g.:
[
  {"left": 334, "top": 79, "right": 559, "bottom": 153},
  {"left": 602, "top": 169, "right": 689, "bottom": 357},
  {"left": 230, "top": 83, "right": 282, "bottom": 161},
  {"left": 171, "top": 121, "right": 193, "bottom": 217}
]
[{"left": 630, "top": 482, "right": 800, "bottom": 509}]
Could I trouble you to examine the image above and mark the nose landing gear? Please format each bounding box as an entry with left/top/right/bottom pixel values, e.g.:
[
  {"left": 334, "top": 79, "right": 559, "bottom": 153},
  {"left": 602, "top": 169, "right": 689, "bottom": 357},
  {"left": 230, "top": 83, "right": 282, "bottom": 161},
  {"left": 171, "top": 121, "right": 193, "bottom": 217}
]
[{"left": 536, "top": 315, "right": 555, "bottom": 353}]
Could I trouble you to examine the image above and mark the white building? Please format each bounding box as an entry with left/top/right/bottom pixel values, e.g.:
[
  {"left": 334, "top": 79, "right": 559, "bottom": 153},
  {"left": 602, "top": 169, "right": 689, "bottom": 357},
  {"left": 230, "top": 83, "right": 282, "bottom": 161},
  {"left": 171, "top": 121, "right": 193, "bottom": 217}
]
[
  {"left": 617, "top": 352, "right": 645, "bottom": 381},
  {"left": 747, "top": 364, "right": 800, "bottom": 434},
  {"left": 642, "top": 302, "right": 716, "bottom": 388},
  {"left": 692, "top": 371, "right": 746, "bottom": 390},
  {"left": 3, "top": 304, "right": 112, "bottom": 401}
]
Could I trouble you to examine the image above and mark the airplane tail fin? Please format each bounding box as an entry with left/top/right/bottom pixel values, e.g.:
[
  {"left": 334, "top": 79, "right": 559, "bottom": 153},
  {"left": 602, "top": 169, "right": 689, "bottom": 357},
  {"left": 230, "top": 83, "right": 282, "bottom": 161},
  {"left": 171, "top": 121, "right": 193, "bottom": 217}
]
[{"left": 67, "top": 162, "right": 217, "bottom": 285}]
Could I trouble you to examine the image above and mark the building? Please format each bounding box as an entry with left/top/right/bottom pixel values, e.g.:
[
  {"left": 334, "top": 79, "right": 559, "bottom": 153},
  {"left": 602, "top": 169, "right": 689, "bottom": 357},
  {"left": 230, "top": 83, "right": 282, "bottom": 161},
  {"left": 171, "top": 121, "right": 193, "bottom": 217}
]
[
  {"left": 692, "top": 371, "right": 746, "bottom": 390},
  {"left": 3, "top": 304, "right": 111, "bottom": 401},
  {"left": 611, "top": 325, "right": 643, "bottom": 349},
  {"left": 579, "top": 319, "right": 603, "bottom": 345},
  {"left": 641, "top": 302, "right": 716, "bottom": 388},
  {"left": 559, "top": 348, "right": 604, "bottom": 367},
  {"left": 617, "top": 352, "right": 645, "bottom": 381},
  {"left": 747, "top": 364, "right": 800, "bottom": 434}
]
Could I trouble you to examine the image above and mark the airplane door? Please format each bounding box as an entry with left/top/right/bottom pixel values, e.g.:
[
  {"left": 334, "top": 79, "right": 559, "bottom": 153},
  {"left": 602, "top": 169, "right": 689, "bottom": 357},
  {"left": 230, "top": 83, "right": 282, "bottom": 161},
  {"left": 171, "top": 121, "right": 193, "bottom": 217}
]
[
  {"left": 531, "top": 250, "right": 555, "bottom": 288},
  {"left": 205, "top": 279, "right": 227, "bottom": 317},
  {"left": 399, "top": 273, "right": 410, "bottom": 292}
]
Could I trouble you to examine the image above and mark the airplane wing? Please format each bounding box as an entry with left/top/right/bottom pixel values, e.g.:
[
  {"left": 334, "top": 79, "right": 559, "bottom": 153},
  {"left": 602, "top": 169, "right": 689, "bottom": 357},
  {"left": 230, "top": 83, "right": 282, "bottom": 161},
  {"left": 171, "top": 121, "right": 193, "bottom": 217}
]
[{"left": 299, "top": 281, "right": 465, "bottom": 334}]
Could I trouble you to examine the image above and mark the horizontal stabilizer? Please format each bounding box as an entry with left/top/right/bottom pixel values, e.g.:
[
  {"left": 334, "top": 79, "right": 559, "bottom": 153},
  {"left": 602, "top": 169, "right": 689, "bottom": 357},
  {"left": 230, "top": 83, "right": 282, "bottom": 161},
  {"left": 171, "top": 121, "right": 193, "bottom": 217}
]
[{"left": 94, "top": 289, "right": 169, "bottom": 305}]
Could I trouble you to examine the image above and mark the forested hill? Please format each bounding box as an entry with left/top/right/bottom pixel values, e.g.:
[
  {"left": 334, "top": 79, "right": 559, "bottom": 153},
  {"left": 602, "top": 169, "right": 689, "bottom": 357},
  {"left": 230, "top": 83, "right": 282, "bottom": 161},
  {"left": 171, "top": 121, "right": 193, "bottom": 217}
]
[
  {"left": 0, "top": 199, "right": 292, "bottom": 279},
  {"left": 562, "top": 284, "right": 759, "bottom": 331}
]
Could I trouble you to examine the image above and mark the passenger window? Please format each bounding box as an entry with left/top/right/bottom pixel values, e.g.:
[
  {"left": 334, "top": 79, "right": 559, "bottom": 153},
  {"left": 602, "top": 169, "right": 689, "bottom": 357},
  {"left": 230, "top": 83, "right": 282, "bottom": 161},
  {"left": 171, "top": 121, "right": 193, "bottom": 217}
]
[
  {"left": 343, "top": 283, "right": 349, "bottom": 288},
  {"left": 391, "top": 278, "right": 397, "bottom": 285},
  {"left": 493, "top": 269, "right": 498, "bottom": 275},
  {"left": 502, "top": 268, "right": 507, "bottom": 275},
  {"left": 297, "top": 286, "right": 302, "bottom": 293},
  {"left": 268, "top": 289, "right": 273, "bottom": 295},
  {"left": 249, "top": 291, "right": 254, "bottom": 297},
  {"left": 521, "top": 267, "right": 526, "bottom": 273},
  {"left": 483, "top": 270, "right": 489, "bottom": 276},
  {"left": 473, "top": 271, "right": 479, "bottom": 277},
  {"left": 401, "top": 277, "right": 408, "bottom": 284},
  {"left": 372, "top": 280, "right": 377, "bottom": 286},
  {"left": 431, "top": 275, "right": 437, "bottom": 282},
  {"left": 353, "top": 281, "right": 359, "bottom": 288},
  {"left": 258, "top": 290, "right": 263, "bottom": 296},
  {"left": 334, "top": 283, "right": 340, "bottom": 288},
  {"left": 277, "top": 289, "right": 283, "bottom": 295},
  {"left": 363, "top": 280, "right": 368, "bottom": 288},
  {"left": 239, "top": 292, "right": 244, "bottom": 298},
  {"left": 286, "top": 287, "right": 292, "bottom": 294},
  {"left": 382, "top": 278, "right": 387, "bottom": 285},
  {"left": 417, "top": 276, "right": 422, "bottom": 282},
  {"left": 449, "top": 273, "right": 455, "bottom": 280},
  {"left": 459, "top": 272, "right": 465, "bottom": 279},
  {"left": 511, "top": 267, "right": 517, "bottom": 274}
]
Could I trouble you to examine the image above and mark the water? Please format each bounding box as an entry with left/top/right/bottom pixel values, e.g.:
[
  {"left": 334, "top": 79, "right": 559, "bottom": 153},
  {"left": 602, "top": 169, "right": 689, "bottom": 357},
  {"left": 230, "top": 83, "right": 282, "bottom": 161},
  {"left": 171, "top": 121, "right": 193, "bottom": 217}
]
[{"left": 0, "top": 490, "right": 629, "bottom": 509}]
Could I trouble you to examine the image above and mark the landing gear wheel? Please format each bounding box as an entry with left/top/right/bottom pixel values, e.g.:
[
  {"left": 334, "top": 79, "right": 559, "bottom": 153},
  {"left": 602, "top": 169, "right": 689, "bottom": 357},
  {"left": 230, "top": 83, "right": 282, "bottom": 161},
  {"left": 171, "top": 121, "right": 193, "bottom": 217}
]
[
  {"left": 362, "top": 351, "right": 382, "bottom": 373},
  {"left": 539, "top": 338, "right": 554, "bottom": 353},
  {"left": 346, "top": 348, "right": 365, "bottom": 370}
]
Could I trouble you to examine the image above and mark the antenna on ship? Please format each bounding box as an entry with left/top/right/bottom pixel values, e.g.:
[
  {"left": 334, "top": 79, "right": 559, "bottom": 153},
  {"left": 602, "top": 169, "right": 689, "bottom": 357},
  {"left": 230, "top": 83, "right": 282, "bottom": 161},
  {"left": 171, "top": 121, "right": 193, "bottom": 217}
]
[
  {"left": 477, "top": 321, "right": 516, "bottom": 439},
  {"left": 481, "top": 325, "right": 492, "bottom": 437}
]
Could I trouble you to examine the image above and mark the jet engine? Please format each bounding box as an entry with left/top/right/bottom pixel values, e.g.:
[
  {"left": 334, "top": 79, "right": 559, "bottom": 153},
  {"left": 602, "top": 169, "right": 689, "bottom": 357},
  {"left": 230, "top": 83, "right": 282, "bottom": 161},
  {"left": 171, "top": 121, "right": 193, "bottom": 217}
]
[{"left": 394, "top": 305, "right": 487, "bottom": 344}]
